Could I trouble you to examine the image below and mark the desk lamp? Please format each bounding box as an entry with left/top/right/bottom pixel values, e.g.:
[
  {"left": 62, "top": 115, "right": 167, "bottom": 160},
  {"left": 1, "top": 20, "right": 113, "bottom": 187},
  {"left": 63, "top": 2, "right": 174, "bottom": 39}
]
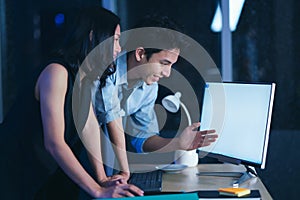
[{"left": 162, "top": 92, "right": 198, "bottom": 167}]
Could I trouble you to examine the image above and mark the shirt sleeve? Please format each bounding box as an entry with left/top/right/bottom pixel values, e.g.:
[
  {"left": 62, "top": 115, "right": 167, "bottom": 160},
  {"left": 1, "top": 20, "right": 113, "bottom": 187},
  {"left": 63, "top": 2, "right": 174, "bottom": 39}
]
[
  {"left": 125, "top": 85, "right": 160, "bottom": 153},
  {"left": 92, "top": 76, "right": 125, "bottom": 125}
]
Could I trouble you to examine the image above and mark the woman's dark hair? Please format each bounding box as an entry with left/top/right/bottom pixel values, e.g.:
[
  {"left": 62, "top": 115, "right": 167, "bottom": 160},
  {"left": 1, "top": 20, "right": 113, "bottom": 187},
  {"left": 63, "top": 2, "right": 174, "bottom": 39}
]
[{"left": 53, "top": 6, "right": 120, "bottom": 85}]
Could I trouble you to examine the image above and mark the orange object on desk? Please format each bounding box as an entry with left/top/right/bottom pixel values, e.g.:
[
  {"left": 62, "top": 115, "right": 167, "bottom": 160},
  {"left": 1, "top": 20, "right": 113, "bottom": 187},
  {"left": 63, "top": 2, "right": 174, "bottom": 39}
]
[{"left": 218, "top": 187, "right": 251, "bottom": 197}]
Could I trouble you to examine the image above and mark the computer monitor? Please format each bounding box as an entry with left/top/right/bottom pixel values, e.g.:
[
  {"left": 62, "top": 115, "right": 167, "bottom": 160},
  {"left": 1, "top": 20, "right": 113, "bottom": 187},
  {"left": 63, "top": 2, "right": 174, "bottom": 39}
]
[{"left": 198, "top": 82, "right": 275, "bottom": 185}]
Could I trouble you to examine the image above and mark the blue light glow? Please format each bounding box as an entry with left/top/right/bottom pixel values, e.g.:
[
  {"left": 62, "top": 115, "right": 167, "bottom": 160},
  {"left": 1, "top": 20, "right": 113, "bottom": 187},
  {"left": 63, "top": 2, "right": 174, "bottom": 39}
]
[{"left": 55, "top": 13, "right": 65, "bottom": 26}]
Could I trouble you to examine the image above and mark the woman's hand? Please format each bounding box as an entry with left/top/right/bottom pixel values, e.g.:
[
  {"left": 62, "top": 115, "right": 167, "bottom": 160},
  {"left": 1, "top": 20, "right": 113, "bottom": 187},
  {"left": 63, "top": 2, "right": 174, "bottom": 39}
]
[
  {"left": 99, "top": 172, "right": 130, "bottom": 187},
  {"left": 118, "top": 171, "right": 130, "bottom": 182},
  {"left": 94, "top": 184, "right": 144, "bottom": 198}
]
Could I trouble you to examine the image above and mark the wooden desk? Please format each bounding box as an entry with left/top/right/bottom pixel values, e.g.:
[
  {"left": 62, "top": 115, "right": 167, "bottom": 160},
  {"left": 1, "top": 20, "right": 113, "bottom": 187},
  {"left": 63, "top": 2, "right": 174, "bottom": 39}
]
[{"left": 129, "top": 163, "right": 273, "bottom": 200}]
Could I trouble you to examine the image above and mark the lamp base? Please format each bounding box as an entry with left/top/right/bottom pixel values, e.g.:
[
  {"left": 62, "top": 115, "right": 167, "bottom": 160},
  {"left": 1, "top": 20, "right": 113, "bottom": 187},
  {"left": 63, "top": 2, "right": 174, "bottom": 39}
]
[{"left": 174, "top": 149, "right": 198, "bottom": 167}]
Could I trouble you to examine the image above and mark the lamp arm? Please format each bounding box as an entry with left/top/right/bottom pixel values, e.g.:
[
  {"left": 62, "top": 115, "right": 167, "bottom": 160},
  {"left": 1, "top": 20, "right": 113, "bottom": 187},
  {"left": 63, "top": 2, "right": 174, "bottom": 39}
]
[{"left": 180, "top": 102, "right": 192, "bottom": 126}]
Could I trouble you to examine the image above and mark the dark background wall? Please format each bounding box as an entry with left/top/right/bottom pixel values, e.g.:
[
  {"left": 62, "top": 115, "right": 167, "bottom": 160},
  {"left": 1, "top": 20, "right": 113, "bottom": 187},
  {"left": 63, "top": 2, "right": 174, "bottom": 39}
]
[{"left": 0, "top": 0, "right": 299, "bottom": 199}]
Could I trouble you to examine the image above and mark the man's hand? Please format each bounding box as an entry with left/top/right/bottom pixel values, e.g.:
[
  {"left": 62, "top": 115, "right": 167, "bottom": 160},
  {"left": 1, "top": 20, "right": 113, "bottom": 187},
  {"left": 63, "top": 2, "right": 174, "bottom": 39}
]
[{"left": 178, "top": 122, "right": 218, "bottom": 150}]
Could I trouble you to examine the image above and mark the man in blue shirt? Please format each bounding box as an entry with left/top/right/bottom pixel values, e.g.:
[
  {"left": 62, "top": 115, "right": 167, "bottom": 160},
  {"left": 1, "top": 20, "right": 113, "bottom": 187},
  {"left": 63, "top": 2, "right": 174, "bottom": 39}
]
[{"left": 93, "top": 15, "right": 217, "bottom": 155}]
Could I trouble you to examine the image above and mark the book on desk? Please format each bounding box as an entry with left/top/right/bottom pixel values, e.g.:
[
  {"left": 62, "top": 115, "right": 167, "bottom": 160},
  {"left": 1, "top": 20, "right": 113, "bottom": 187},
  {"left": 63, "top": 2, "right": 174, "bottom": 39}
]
[
  {"left": 94, "top": 192, "right": 198, "bottom": 200},
  {"left": 197, "top": 190, "right": 261, "bottom": 199},
  {"left": 218, "top": 187, "right": 251, "bottom": 197},
  {"left": 95, "top": 190, "right": 261, "bottom": 200}
]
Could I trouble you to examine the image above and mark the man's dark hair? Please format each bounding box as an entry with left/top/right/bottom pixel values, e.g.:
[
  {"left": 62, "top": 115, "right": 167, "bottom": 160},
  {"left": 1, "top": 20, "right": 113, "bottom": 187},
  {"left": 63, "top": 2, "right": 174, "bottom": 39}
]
[
  {"left": 133, "top": 14, "right": 183, "bottom": 32},
  {"left": 125, "top": 14, "right": 187, "bottom": 60}
]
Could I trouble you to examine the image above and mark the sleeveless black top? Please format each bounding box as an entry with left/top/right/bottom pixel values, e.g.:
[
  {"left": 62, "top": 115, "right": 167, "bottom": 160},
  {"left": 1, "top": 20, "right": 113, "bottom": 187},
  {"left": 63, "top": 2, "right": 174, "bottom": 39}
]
[
  {"left": 33, "top": 59, "right": 89, "bottom": 200},
  {"left": 44, "top": 58, "right": 81, "bottom": 148}
]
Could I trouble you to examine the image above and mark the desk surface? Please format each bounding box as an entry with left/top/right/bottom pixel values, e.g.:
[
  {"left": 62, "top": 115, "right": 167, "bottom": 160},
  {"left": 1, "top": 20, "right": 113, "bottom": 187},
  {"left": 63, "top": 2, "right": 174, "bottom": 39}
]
[{"left": 129, "top": 163, "right": 272, "bottom": 200}]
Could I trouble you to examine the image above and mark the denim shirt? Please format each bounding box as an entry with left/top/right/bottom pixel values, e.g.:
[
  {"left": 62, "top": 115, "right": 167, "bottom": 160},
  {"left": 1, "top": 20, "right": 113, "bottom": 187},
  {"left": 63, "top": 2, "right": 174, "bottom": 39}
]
[{"left": 93, "top": 53, "right": 159, "bottom": 153}]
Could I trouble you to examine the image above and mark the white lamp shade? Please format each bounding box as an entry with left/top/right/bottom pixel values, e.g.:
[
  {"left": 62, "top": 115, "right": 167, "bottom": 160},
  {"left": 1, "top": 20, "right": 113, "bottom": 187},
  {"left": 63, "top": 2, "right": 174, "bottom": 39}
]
[
  {"left": 162, "top": 92, "right": 182, "bottom": 113},
  {"left": 162, "top": 91, "right": 197, "bottom": 167}
]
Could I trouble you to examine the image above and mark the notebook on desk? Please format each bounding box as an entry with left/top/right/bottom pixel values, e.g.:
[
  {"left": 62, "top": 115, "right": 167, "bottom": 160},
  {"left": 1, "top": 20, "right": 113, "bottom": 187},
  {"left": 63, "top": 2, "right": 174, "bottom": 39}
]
[
  {"left": 196, "top": 190, "right": 261, "bottom": 199},
  {"left": 93, "top": 192, "right": 199, "bottom": 200}
]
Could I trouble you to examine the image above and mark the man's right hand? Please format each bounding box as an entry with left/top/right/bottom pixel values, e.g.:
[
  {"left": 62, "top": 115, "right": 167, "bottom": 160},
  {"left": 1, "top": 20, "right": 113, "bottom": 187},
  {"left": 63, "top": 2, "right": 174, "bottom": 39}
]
[{"left": 179, "top": 122, "right": 218, "bottom": 150}]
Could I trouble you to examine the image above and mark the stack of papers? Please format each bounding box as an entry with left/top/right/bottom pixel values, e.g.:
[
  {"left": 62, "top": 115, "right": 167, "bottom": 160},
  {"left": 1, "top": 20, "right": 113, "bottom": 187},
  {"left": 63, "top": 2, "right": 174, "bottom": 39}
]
[{"left": 218, "top": 187, "right": 251, "bottom": 197}]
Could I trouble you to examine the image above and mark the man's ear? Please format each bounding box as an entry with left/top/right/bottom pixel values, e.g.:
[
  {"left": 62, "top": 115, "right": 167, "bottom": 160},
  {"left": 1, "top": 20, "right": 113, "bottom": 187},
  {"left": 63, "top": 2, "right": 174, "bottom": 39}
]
[{"left": 135, "top": 47, "right": 146, "bottom": 62}]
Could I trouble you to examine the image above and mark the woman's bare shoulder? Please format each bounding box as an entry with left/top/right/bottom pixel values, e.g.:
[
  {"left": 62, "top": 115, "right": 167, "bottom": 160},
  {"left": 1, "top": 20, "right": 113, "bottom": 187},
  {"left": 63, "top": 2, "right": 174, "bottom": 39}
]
[{"left": 35, "top": 63, "right": 69, "bottom": 100}]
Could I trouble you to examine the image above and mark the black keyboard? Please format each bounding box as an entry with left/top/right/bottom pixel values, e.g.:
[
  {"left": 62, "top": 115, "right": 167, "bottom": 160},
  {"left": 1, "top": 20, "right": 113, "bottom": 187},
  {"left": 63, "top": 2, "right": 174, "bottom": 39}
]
[{"left": 128, "top": 170, "right": 163, "bottom": 194}]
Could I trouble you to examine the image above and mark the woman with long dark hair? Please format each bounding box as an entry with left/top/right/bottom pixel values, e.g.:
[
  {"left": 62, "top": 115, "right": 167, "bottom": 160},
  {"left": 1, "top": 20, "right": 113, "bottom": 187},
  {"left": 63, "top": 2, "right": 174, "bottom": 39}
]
[{"left": 34, "top": 6, "right": 143, "bottom": 199}]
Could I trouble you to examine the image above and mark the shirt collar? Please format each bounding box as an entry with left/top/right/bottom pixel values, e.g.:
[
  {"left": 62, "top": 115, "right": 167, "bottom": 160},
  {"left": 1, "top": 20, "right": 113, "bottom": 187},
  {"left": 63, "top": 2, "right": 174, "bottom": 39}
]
[
  {"left": 116, "top": 51, "right": 146, "bottom": 90},
  {"left": 115, "top": 51, "right": 128, "bottom": 86}
]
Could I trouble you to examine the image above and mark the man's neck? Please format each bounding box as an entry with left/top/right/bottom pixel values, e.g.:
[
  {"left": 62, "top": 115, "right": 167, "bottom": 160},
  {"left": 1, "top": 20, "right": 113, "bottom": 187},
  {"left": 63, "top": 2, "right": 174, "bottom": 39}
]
[{"left": 126, "top": 53, "right": 142, "bottom": 88}]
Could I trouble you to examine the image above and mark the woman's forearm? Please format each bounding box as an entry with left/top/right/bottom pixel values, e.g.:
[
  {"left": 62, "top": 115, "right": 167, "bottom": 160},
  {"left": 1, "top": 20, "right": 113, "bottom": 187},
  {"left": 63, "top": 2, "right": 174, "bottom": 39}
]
[{"left": 107, "top": 118, "right": 130, "bottom": 177}]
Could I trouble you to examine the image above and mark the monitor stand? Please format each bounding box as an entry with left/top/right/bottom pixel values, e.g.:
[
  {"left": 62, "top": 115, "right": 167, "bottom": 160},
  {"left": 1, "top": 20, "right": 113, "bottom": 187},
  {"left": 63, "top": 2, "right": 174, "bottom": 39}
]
[
  {"left": 196, "top": 165, "right": 257, "bottom": 187},
  {"left": 232, "top": 165, "right": 257, "bottom": 187}
]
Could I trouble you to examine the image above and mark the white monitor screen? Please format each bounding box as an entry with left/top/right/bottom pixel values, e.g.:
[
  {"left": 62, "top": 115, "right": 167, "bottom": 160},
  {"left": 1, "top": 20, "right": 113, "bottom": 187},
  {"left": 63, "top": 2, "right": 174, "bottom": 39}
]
[{"left": 199, "top": 82, "right": 275, "bottom": 169}]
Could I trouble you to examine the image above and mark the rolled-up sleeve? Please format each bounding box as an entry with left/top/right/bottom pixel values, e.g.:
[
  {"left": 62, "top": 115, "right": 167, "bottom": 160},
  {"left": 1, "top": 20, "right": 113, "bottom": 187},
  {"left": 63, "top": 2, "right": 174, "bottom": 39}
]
[
  {"left": 92, "top": 76, "right": 125, "bottom": 125},
  {"left": 125, "top": 85, "right": 160, "bottom": 153}
]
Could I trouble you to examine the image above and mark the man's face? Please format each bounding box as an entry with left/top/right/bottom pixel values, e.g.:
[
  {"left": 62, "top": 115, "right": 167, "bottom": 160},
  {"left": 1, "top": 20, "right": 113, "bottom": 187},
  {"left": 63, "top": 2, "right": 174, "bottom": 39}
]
[{"left": 138, "top": 49, "right": 180, "bottom": 85}]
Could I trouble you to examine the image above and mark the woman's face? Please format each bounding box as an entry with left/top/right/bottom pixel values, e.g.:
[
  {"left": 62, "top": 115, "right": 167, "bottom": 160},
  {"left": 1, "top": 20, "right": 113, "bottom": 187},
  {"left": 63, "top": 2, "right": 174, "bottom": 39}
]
[{"left": 113, "top": 24, "right": 121, "bottom": 60}]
